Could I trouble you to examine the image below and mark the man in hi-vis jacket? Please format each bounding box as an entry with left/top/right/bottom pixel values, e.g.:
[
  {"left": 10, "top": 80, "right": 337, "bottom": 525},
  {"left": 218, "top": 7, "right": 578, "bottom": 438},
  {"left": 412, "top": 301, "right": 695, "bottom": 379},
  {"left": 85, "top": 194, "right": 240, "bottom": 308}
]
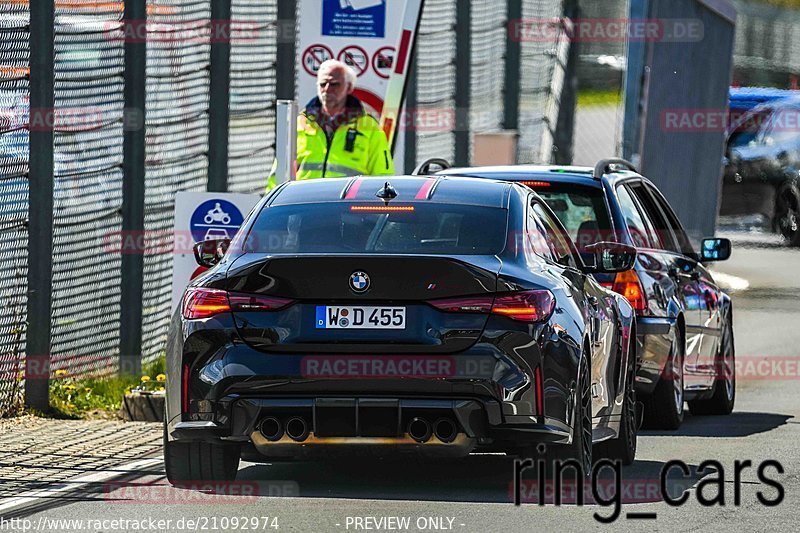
[{"left": 267, "top": 59, "right": 394, "bottom": 191}]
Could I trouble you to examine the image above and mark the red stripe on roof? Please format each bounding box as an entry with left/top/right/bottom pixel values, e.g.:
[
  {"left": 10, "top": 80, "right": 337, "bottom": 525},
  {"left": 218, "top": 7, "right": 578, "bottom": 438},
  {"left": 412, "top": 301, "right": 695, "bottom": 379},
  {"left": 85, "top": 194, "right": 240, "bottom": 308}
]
[
  {"left": 395, "top": 30, "right": 411, "bottom": 74},
  {"left": 345, "top": 178, "right": 363, "bottom": 199},
  {"left": 415, "top": 178, "right": 436, "bottom": 200}
]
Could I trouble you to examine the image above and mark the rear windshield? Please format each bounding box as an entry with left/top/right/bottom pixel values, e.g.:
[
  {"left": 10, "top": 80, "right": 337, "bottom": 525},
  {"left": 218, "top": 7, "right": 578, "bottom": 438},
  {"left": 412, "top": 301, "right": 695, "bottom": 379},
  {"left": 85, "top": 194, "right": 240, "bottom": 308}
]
[
  {"left": 246, "top": 203, "right": 508, "bottom": 255},
  {"left": 530, "top": 185, "right": 612, "bottom": 252}
]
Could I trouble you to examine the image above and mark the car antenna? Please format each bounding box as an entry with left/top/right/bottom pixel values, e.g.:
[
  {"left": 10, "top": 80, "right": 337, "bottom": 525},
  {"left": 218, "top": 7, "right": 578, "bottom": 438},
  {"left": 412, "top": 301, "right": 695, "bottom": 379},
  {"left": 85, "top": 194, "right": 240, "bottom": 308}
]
[{"left": 375, "top": 181, "right": 398, "bottom": 205}]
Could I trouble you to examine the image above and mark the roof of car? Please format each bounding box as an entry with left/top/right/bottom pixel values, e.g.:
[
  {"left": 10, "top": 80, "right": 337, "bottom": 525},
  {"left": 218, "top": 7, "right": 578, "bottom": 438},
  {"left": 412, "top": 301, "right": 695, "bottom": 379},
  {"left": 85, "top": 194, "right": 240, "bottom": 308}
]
[
  {"left": 269, "top": 175, "right": 514, "bottom": 208},
  {"left": 437, "top": 165, "right": 641, "bottom": 188}
]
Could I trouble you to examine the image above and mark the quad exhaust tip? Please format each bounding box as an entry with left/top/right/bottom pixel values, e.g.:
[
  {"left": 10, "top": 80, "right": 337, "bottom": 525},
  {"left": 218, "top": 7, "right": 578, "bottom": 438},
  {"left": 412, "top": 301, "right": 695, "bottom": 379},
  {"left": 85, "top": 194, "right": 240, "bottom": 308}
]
[
  {"left": 286, "top": 417, "right": 310, "bottom": 442},
  {"left": 259, "top": 417, "right": 283, "bottom": 442},
  {"left": 407, "top": 417, "right": 432, "bottom": 443},
  {"left": 433, "top": 418, "right": 458, "bottom": 443}
]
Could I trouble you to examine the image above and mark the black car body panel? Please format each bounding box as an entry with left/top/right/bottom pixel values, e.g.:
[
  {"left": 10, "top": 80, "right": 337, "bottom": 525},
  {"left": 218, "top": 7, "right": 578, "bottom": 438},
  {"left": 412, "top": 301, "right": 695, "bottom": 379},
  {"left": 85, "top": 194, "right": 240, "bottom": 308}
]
[{"left": 165, "top": 176, "right": 635, "bottom": 458}]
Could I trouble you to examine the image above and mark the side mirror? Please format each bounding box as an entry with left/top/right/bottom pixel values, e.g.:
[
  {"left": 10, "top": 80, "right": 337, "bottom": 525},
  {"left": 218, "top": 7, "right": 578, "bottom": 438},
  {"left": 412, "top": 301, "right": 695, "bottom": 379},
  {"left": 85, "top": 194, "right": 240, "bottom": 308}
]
[
  {"left": 192, "top": 238, "right": 230, "bottom": 268},
  {"left": 700, "top": 238, "right": 731, "bottom": 262},
  {"left": 584, "top": 242, "right": 637, "bottom": 273}
]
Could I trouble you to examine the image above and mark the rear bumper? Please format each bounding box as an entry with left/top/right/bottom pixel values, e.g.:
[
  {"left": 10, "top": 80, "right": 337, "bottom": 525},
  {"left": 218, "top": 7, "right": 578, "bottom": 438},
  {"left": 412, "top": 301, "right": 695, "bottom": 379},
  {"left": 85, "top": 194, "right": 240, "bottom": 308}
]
[
  {"left": 634, "top": 317, "right": 676, "bottom": 396},
  {"left": 164, "top": 314, "right": 583, "bottom": 451}
]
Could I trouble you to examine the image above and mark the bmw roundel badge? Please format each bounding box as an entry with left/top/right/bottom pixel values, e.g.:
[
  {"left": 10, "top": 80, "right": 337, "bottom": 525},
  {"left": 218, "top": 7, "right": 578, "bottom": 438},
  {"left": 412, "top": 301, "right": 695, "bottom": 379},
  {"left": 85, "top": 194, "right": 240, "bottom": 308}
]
[{"left": 349, "top": 271, "right": 370, "bottom": 293}]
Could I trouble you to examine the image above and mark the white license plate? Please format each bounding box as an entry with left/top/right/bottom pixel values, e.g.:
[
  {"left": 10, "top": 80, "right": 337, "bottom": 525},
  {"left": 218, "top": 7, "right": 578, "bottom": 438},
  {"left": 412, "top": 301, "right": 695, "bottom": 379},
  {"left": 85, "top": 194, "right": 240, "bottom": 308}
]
[{"left": 315, "top": 306, "right": 406, "bottom": 329}]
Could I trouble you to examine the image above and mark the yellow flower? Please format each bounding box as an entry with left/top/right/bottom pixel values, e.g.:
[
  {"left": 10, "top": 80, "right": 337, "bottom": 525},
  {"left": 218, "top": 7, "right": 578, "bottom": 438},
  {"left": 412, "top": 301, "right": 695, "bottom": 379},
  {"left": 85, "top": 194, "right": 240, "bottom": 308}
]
[
  {"left": 140, "top": 375, "right": 151, "bottom": 383},
  {"left": 157, "top": 387, "right": 165, "bottom": 392},
  {"left": 84, "top": 387, "right": 92, "bottom": 393},
  {"left": 55, "top": 369, "right": 68, "bottom": 377},
  {"left": 64, "top": 384, "right": 76, "bottom": 392},
  {"left": 156, "top": 374, "right": 166, "bottom": 382}
]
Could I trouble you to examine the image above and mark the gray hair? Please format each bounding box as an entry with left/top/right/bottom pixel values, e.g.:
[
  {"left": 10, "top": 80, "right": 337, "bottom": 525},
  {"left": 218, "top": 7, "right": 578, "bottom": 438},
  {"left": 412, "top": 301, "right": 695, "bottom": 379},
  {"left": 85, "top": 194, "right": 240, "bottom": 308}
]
[{"left": 317, "top": 59, "right": 357, "bottom": 90}]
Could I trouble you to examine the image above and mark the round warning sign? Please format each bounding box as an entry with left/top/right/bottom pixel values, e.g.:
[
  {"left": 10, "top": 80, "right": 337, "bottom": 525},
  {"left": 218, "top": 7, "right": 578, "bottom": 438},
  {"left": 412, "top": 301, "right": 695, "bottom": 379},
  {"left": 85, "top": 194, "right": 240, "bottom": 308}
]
[
  {"left": 189, "top": 199, "right": 244, "bottom": 243},
  {"left": 338, "top": 45, "right": 369, "bottom": 77},
  {"left": 352, "top": 88, "right": 384, "bottom": 120},
  {"left": 372, "top": 46, "right": 395, "bottom": 79},
  {"left": 302, "top": 43, "right": 334, "bottom": 77}
]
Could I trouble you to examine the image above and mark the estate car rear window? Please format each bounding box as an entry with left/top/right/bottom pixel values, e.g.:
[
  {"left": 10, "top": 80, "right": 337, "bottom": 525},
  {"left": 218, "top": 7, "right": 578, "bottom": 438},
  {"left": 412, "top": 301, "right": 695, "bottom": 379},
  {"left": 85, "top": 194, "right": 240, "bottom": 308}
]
[
  {"left": 246, "top": 203, "right": 508, "bottom": 255},
  {"left": 528, "top": 184, "right": 612, "bottom": 252}
]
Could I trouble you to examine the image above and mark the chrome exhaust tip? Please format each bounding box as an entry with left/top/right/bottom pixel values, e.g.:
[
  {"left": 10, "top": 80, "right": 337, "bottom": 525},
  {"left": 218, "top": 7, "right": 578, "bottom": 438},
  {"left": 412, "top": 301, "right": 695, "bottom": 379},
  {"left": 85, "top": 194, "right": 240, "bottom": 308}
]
[
  {"left": 259, "top": 417, "right": 283, "bottom": 442},
  {"left": 285, "top": 417, "right": 310, "bottom": 442},
  {"left": 407, "top": 417, "right": 432, "bottom": 443},
  {"left": 433, "top": 418, "right": 458, "bottom": 443}
]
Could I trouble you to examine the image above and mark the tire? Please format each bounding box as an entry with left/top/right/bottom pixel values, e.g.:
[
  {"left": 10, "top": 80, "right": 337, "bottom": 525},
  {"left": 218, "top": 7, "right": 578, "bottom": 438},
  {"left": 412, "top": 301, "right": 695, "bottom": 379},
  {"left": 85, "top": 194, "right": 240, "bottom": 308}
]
[
  {"left": 552, "top": 356, "right": 592, "bottom": 476},
  {"left": 689, "top": 315, "right": 736, "bottom": 416},
  {"left": 594, "top": 335, "right": 637, "bottom": 465},
  {"left": 775, "top": 183, "right": 800, "bottom": 247},
  {"left": 642, "top": 327, "right": 685, "bottom": 430},
  {"left": 163, "top": 422, "right": 241, "bottom": 484}
]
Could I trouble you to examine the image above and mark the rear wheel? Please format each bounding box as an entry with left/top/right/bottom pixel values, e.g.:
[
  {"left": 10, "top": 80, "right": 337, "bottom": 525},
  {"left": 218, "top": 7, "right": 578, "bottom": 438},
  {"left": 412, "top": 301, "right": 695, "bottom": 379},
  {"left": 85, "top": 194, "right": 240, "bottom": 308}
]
[
  {"left": 517, "top": 356, "right": 592, "bottom": 478},
  {"left": 164, "top": 423, "right": 241, "bottom": 484},
  {"left": 594, "top": 335, "right": 637, "bottom": 465},
  {"left": 642, "top": 327, "right": 685, "bottom": 430},
  {"left": 689, "top": 315, "right": 735, "bottom": 415},
  {"left": 775, "top": 183, "right": 800, "bottom": 247},
  {"left": 552, "top": 356, "right": 592, "bottom": 475}
]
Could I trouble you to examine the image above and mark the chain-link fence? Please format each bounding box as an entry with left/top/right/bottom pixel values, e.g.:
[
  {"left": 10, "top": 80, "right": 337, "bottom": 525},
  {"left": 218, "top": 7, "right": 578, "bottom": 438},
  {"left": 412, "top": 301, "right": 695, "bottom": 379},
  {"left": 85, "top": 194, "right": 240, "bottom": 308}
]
[
  {"left": 0, "top": 0, "right": 572, "bottom": 415},
  {"left": 571, "top": 0, "right": 627, "bottom": 165},
  {"left": 0, "top": 2, "right": 29, "bottom": 415}
]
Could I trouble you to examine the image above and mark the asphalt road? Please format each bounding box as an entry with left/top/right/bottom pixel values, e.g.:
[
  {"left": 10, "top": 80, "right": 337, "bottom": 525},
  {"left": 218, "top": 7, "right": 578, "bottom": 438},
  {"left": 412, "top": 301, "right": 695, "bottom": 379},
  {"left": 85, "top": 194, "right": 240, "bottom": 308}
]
[{"left": 9, "top": 234, "right": 800, "bottom": 533}]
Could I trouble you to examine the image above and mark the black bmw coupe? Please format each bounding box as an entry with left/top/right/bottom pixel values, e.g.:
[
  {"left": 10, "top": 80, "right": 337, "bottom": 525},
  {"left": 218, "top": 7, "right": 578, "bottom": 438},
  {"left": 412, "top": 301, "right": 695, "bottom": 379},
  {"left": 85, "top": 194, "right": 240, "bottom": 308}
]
[{"left": 164, "top": 176, "right": 638, "bottom": 482}]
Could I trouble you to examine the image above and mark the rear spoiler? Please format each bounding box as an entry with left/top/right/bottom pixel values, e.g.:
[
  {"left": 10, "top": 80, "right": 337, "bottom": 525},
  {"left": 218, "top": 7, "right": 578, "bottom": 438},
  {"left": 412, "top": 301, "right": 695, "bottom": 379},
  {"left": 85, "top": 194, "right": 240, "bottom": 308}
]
[{"left": 593, "top": 158, "right": 638, "bottom": 180}]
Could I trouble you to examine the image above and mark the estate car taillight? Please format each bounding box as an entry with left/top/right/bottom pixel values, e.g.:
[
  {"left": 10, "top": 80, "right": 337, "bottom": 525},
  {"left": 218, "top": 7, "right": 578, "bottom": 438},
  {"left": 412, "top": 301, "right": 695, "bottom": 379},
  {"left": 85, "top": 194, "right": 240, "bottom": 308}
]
[
  {"left": 428, "top": 290, "right": 555, "bottom": 323},
  {"left": 607, "top": 269, "right": 647, "bottom": 312}
]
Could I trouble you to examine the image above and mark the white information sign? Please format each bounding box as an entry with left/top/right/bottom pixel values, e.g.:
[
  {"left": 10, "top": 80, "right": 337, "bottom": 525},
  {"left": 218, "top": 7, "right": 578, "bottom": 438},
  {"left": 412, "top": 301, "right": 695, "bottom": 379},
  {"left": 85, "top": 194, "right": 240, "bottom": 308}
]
[
  {"left": 297, "top": 0, "right": 424, "bottom": 172},
  {"left": 171, "top": 192, "right": 260, "bottom": 313}
]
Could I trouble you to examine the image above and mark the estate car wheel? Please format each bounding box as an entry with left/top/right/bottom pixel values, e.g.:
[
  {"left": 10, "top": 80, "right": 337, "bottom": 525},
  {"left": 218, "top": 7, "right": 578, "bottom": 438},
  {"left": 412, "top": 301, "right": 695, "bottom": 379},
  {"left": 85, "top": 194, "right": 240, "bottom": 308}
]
[
  {"left": 594, "top": 335, "right": 637, "bottom": 465},
  {"left": 775, "top": 183, "right": 800, "bottom": 247},
  {"left": 642, "top": 327, "right": 685, "bottom": 430},
  {"left": 164, "top": 422, "right": 241, "bottom": 484},
  {"left": 689, "top": 315, "right": 735, "bottom": 416}
]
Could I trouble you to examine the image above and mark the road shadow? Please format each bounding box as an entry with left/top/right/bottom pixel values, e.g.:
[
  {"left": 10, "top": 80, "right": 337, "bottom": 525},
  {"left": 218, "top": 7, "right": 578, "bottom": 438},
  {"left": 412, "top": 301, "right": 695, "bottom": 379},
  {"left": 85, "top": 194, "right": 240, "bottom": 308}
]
[
  {"left": 641, "top": 411, "right": 791, "bottom": 438},
  {"left": 232, "top": 456, "right": 709, "bottom": 506}
]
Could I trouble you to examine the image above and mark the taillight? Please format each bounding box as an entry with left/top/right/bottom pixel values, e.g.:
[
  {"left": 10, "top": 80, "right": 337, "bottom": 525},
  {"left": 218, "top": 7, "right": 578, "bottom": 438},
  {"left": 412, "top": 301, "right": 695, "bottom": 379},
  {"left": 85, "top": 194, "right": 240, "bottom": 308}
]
[
  {"left": 182, "top": 289, "right": 295, "bottom": 319},
  {"left": 427, "top": 295, "right": 494, "bottom": 313},
  {"left": 491, "top": 290, "right": 555, "bottom": 322},
  {"left": 610, "top": 270, "right": 647, "bottom": 312},
  {"left": 182, "top": 288, "right": 230, "bottom": 319},
  {"left": 228, "top": 293, "right": 294, "bottom": 311},
  {"left": 428, "top": 290, "right": 555, "bottom": 323}
]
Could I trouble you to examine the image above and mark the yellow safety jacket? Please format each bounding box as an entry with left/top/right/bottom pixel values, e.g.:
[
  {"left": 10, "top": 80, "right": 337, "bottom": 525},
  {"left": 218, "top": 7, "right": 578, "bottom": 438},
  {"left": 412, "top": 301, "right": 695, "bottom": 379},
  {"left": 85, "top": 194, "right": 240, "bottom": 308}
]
[{"left": 267, "top": 96, "right": 395, "bottom": 191}]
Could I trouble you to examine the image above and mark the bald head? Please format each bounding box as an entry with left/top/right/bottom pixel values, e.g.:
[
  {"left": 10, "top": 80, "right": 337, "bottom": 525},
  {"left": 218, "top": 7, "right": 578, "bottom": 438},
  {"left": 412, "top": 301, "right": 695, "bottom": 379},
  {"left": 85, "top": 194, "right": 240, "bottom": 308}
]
[{"left": 316, "top": 59, "right": 356, "bottom": 117}]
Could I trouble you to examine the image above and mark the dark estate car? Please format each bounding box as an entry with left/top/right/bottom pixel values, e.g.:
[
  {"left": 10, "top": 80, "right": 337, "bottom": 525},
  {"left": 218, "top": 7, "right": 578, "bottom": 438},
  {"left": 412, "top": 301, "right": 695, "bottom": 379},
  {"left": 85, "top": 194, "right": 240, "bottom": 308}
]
[
  {"left": 722, "top": 96, "right": 800, "bottom": 245},
  {"left": 439, "top": 160, "right": 735, "bottom": 430},
  {"left": 165, "top": 176, "right": 638, "bottom": 482}
]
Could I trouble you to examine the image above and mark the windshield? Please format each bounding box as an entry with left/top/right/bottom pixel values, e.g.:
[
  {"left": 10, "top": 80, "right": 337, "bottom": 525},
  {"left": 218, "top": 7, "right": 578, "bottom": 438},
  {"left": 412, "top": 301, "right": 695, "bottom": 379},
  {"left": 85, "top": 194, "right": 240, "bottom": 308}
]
[
  {"left": 246, "top": 203, "right": 508, "bottom": 255},
  {"left": 532, "top": 185, "right": 613, "bottom": 252}
]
